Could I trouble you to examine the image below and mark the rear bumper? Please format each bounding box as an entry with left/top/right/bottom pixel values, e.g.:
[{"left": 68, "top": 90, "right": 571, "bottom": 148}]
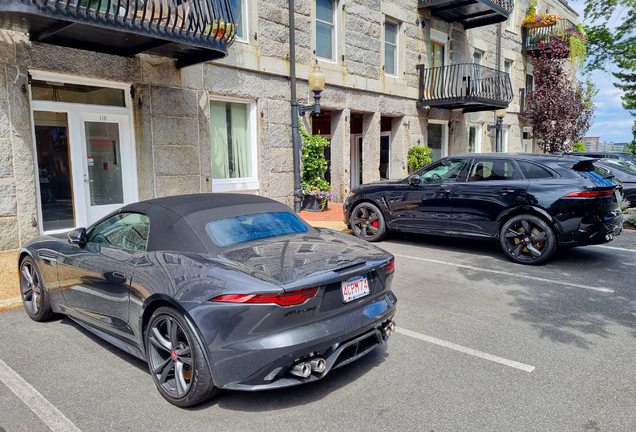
[
  {"left": 561, "top": 212, "right": 623, "bottom": 246},
  {"left": 188, "top": 291, "right": 397, "bottom": 390}
]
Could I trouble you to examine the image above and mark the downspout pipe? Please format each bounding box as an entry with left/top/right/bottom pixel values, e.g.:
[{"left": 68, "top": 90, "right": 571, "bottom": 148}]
[{"left": 289, "top": 0, "right": 302, "bottom": 213}]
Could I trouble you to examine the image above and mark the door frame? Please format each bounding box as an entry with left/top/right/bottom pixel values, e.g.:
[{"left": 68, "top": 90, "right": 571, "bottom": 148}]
[
  {"left": 350, "top": 134, "right": 363, "bottom": 188},
  {"left": 428, "top": 120, "right": 449, "bottom": 160},
  {"left": 29, "top": 70, "right": 138, "bottom": 234}
]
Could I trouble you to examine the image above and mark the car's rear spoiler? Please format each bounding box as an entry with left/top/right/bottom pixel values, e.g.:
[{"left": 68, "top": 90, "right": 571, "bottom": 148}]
[{"left": 556, "top": 156, "right": 599, "bottom": 171}]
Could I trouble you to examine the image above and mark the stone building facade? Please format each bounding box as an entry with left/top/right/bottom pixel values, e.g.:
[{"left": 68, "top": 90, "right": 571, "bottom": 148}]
[{"left": 0, "top": 0, "right": 580, "bottom": 253}]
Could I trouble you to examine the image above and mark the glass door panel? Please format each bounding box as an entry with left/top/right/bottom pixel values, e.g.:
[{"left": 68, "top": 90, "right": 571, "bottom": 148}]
[
  {"left": 84, "top": 121, "right": 124, "bottom": 206},
  {"left": 380, "top": 135, "right": 390, "bottom": 180},
  {"left": 33, "top": 111, "right": 75, "bottom": 231},
  {"left": 428, "top": 124, "right": 444, "bottom": 161}
]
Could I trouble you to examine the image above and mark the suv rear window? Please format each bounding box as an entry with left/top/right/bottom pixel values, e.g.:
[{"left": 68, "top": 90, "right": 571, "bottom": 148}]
[
  {"left": 517, "top": 161, "right": 554, "bottom": 179},
  {"left": 206, "top": 212, "right": 308, "bottom": 247}
]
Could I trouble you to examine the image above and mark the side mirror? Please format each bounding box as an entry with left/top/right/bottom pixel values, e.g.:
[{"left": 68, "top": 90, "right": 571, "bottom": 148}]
[
  {"left": 408, "top": 174, "right": 421, "bottom": 186},
  {"left": 68, "top": 227, "right": 87, "bottom": 247}
]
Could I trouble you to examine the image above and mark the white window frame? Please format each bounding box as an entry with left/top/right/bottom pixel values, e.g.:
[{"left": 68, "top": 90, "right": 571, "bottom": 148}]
[
  {"left": 473, "top": 50, "right": 484, "bottom": 65},
  {"left": 28, "top": 70, "right": 138, "bottom": 234},
  {"left": 232, "top": 0, "right": 249, "bottom": 43},
  {"left": 504, "top": 59, "right": 513, "bottom": 83},
  {"left": 315, "top": 0, "right": 337, "bottom": 63},
  {"left": 430, "top": 30, "right": 449, "bottom": 67},
  {"left": 427, "top": 120, "right": 449, "bottom": 159},
  {"left": 506, "top": 0, "right": 516, "bottom": 32},
  {"left": 384, "top": 19, "right": 399, "bottom": 77},
  {"left": 468, "top": 124, "right": 482, "bottom": 153},
  {"left": 209, "top": 94, "right": 259, "bottom": 193}
]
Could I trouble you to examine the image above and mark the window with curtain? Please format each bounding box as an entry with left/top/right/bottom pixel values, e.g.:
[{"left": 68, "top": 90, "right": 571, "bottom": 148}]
[
  {"left": 506, "top": 0, "right": 515, "bottom": 31},
  {"left": 316, "top": 0, "right": 335, "bottom": 61},
  {"left": 210, "top": 100, "right": 252, "bottom": 180},
  {"left": 384, "top": 21, "right": 398, "bottom": 76}
]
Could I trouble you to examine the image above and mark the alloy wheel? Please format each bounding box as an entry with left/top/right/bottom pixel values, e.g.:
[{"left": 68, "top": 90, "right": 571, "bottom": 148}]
[
  {"left": 20, "top": 262, "right": 41, "bottom": 315},
  {"left": 147, "top": 315, "right": 194, "bottom": 399},
  {"left": 351, "top": 206, "right": 381, "bottom": 240},
  {"left": 503, "top": 219, "right": 548, "bottom": 261}
]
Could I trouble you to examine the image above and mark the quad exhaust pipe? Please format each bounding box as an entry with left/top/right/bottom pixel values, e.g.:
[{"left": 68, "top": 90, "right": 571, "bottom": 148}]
[
  {"left": 289, "top": 357, "right": 326, "bottom": 378},
  {"left": 604, "top": 232, "right": 614, "bottom": 243}
]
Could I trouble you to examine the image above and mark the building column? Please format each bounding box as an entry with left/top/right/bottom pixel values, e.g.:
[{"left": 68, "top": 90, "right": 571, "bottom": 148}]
[
  {"left": 330, "top": 109, "right": 350, "bottom": 203},
  {"left": 362, "top": 112, "right": 381, "bottom": 184}
]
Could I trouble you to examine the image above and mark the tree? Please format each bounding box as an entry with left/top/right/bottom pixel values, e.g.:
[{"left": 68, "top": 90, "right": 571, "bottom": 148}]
[
  {"left": 583, "top": 0, "right": 636, "bottom": 114},
  {"left": 523, "top": 40, "right": 596, "bottom": 153},
  {"left": 573, "top": 141, "right": 586, "bottom": 151}
]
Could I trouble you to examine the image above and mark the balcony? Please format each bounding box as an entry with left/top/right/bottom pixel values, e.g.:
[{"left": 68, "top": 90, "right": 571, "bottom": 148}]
[
  {"left": 417, "top": 63, "right": 513, "bottom": 113},
  {"left": 522, "top": 19, "right": 578, "bottom": 56},
  {"left": 418, "top": 0, "right": 513, "bottom": 29},
  {"left": 0, "top": 0, "right": 237, "bottom": 68}
]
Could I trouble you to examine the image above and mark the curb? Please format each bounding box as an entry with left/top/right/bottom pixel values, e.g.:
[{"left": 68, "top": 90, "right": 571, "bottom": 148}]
[{"left": 0, "top": 296, "right": 22, "bottom": 312}]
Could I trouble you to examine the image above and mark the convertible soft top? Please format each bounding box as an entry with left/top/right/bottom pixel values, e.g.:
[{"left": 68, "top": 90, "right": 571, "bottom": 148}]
[{"left": 116, "top": 194, "right": 315, "bottom": 253}]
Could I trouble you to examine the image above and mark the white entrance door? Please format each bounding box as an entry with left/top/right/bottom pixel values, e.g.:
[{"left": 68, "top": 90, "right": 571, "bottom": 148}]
[{"left": 79, "top": 114, "right": 135, "bottom": 224}]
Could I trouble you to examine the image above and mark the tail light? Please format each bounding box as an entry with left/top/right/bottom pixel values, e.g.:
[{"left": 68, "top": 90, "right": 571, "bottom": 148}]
[
  {"left": 211, "top": 287, "right": 319, "bottom": 306},
  {"left": 385, "top": 259, "right": 395, "bottom": 274},
  {"left": 564, "top": 189, "right": 614, "bottom": 198}
]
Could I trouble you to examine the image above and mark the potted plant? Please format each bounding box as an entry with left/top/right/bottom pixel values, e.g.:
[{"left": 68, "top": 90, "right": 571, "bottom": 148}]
[
  {"left": 523, "top": 13, "right": 561, "bottom": 29},
  {"left": 299, "top": 121, "right": 332, "bottom": 211}
]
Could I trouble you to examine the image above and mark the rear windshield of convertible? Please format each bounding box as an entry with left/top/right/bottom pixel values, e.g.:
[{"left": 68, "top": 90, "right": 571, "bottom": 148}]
[{"left": 206, "top": 212, "right": 308, "bottom": 247}]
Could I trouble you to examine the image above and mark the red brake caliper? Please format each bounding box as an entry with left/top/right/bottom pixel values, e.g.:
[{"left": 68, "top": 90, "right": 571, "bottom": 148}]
[{"left": 372, "top": 221, "right": 378, "bottom": 229}]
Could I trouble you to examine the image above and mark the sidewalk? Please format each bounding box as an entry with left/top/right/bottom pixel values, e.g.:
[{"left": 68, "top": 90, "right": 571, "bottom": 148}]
[{"left": 298, "top": 202, "right": 350, "bottom": 233}]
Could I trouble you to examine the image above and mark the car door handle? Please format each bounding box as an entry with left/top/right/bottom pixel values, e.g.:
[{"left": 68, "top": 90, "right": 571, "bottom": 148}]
[
  {"left": 498, "top": 188, "right": 517, "bottom": 194},
  {"left": 112, "top": 272, "right": 126, "bottom": 279},
  {"left": 438, "top": 187, "right": 452, "bottom": 193}
]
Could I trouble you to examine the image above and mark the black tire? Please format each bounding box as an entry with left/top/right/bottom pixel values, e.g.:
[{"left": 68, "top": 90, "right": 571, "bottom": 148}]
[
  {"left": 145, "top": 307, "right": 219, "bottom": 407},
  {"left": 350, "top": 202, "right": 387, "bottom": 242},
  {"left": 19, "top": 256, "right": 54, "bottom": 322},
  {"left": 500, "top": 214, "right": 557, "bottom": 265}
]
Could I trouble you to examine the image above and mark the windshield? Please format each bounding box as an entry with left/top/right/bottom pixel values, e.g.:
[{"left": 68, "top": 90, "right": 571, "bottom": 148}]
[
  {"left": 622, "top": 153, "right": 636, "bottom": 164},
  {"left": 598, "top": 159, "right": 636, "bottom": 176},
  {"left": 206, "top": 212, "right": 308, "bottom": 247}
]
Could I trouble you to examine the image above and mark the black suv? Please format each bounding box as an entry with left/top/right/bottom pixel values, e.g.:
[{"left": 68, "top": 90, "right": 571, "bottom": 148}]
[{"left": 344, "top": 154, "right": 623, "bottom": 265}]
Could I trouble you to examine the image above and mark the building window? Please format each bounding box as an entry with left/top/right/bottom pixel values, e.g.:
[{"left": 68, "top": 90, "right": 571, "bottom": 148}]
[
  {"left": 473, "top": 50, "right": 483, "bottom": 65},
  {"left": 469, "top": 125, "right": 481, "bottom": 153},
  {"left": 504, "top": 60, "right": 513, "bottom": 85},
  {"left": 230, "top": 0, "right": 247, "bottom": 41},
  {"left": 384, "top": 20, "right": 398, "bottom": 76},
  {"left": 526, "top": 74, "right": 534, "bottom": 92},
  {"left": 316, "top": 0, "right": 336, "bottom": 61},
  {"left": 210, "top": 99, "right": 256, "bottom": 183},
  {"left": 506, "top": 0, "right": 516, "bottom": 31}
]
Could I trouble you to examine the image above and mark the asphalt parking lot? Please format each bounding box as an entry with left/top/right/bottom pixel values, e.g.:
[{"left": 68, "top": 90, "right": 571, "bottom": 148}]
[{"left": 1, "top": 232, "right": 635, "bottom": 432}]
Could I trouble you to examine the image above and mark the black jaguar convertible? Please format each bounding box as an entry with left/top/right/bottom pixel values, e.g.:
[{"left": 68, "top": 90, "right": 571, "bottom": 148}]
[{"left": 18, "top": 194, "right": 397, "bottom": 407}]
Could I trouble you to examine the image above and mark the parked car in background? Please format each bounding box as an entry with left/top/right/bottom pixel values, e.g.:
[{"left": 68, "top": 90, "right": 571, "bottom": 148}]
[
  {"left": 570, "top": 151, "right": 636, "bottom": 167},
  {"left": 19, "top": 194, "right": 397, "bottom": 407},
  {"left": 594, "top": 158, "right": 636, "bottom": 203},
  {"left": 344, "top": 154, "right": 623, "bottom": 265}
]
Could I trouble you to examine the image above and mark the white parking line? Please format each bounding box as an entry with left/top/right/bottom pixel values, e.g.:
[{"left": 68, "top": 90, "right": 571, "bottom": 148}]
[
  {"left": 393, "top": 254, "right": 614, "bottom": 293},
  {"left": 0, "top": 359, "right": 81, "bottom": 432},
  {"left": 592, "top": 245, "right": 636, "bottom": 253},
  {"left": 396, "top": 328, "right": 535, "bottom": 373}
]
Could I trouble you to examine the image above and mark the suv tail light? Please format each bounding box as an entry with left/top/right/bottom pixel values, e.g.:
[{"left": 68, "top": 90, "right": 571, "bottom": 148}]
[
  {"left": 385, "top": 259, "right": 395, "bottom": 274},
  {"left": 564, "top": 189, "right": 614, "bottom": 198},
  {"left": 211, "top": 287, "right": 319, "bottom": 306}
]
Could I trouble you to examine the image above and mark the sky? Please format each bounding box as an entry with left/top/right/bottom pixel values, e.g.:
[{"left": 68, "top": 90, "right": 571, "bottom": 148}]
[{"left": 566, "top": 0, "right": 635, "bottom": 143}]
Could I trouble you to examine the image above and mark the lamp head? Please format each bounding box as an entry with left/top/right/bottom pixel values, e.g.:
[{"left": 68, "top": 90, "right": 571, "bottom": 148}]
[
  {"left": 308, "top": 62, "right": 326, "bottom": 91},
  {"left": 496, "top": 108, "right": 507, "bottom": 119}
]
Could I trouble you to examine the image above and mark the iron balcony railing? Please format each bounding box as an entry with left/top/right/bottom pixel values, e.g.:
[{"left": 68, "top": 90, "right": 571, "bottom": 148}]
[
  {"left": 0, "top": 0, "right": 237, "bottom": 67},
  {"left": 522, "top": 19, "right": 579, "bottom": 53},
  {"left": 417, "top": 63, "right": 513, "bottom": 112},
  {"left": 418, "top": 0, "right": 514, "bottom": 29}
]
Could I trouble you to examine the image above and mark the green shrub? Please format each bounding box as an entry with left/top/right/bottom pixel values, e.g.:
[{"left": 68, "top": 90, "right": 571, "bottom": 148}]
[
  {"left": 572, "top": 141, "right": 586, "bottom": 152},
  {"left": 299, "top": 121, "right": 332, "bottom": 209},
  {"left": 407, "top": 145, "right": 432, "bottom": 173}
]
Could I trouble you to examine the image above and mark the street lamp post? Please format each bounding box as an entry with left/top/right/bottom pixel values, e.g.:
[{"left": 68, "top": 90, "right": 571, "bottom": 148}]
[
  {"left": 290, "top": 62, "right": 326, "bottom": 213},
  {"left": 488, "top": 108, "right": 508, "bottom": 152}
]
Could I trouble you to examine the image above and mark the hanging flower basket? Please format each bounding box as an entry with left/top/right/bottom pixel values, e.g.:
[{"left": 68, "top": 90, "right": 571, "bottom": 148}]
[{"left": 522, "top": 14, "right": 561, "bottom": 29}]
